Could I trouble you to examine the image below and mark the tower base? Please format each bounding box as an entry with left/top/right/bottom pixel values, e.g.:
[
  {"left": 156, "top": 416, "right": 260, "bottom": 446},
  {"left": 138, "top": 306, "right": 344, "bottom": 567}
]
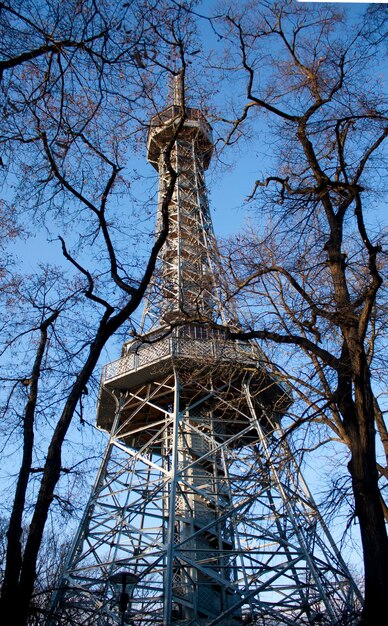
[{"left": 47, "top": 349, "right": 361, "bottom": 626}]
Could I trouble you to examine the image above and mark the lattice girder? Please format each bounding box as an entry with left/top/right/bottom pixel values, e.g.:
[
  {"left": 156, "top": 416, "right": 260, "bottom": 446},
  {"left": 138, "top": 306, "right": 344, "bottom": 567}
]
[
  {"left": 48, "top": 87, "right": 361, "bottom": 626},
  {"left": 48, "top": 363, "right": 360, "bottom": 625},
  {"left": 143, "top": 116, "right": 222, "bottom": 329}
]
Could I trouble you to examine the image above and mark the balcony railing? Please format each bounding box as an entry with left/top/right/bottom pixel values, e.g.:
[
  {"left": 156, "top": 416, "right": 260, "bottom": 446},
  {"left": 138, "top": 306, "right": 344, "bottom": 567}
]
[{"left": 101, "top": 329, "right": 259, "bottom": 384}]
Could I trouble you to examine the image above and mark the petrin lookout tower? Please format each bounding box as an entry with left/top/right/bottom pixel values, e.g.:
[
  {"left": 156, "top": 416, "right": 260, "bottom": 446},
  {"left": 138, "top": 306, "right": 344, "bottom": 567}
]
[{"left": 49, "top": 76, "right": 360, "bottom": 625}]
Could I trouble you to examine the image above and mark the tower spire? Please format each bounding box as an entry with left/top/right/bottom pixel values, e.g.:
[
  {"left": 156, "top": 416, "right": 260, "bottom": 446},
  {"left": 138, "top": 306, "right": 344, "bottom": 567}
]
[{"left": 173, "top": 71, "right": 184, "bottom": 107}]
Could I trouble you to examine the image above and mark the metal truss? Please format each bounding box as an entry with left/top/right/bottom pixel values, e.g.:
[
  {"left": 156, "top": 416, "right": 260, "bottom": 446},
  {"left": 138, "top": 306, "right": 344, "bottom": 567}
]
[
  {"left": 48, "top": 349, "right": 361, "bottom": 626},
  {"left": 48, "top": 82, "right": 361, "bottom": 625},
  {"left": 141, "top": 102, "right": 226, "bottom": 332}
]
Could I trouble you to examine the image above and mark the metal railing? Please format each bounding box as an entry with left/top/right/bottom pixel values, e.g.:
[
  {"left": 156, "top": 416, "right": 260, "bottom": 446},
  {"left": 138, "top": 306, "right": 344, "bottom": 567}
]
[
  {"left": 102, "top": 336, "right": 172, "bottom": 382},
  {"left": 101, "top": 328, "right": 259, "bottom": 384}
]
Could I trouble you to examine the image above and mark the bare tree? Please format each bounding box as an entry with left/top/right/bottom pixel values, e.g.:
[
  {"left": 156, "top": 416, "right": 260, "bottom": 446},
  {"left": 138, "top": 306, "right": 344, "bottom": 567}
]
[
  {"left": 2, "top": 1, "right": 386, "bottom": 624},
  {"left": 0, "top": 1, "right": 200, "bottom": 623},
  {"left": 208, "top": 2, "right": 388, "bottom": 624}
]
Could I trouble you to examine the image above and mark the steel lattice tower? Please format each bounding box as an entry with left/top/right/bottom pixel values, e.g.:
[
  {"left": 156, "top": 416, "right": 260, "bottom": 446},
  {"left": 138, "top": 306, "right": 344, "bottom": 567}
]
[{"left": 48, "top": 79, "right": 361, "bottom": 626}]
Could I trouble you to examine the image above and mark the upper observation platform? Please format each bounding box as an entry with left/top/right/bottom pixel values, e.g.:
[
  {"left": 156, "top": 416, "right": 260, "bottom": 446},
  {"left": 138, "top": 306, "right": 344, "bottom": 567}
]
[
  {"left": 147, "top": 104, "right": 213, "bottom": 170},
  {"left": 147, "top": 73, "right": 213, "bottom": 170}
]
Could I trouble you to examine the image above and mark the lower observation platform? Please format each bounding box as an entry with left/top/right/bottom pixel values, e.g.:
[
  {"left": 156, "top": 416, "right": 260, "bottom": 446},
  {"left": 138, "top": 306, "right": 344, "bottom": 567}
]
[{"left": 96, "top": 325, "right": 291, "bottom": 440}]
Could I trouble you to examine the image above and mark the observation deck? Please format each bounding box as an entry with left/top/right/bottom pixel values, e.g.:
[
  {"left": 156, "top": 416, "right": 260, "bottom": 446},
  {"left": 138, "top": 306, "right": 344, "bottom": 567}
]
[
  {"left": 147, "top": 104, "right": 213, "bottom": 170},
  {"left": 96, "top": 324, "right": 291, "bottom": 436}
]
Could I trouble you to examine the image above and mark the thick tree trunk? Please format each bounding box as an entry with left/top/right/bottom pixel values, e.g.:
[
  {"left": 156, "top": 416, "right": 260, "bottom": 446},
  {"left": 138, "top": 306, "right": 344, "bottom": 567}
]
[
  {"left": 9, "top": 331, "right": 108, "bottom": 626},
  {"left": 349, "top": 435, "right": 388, "bottom": 625},
  {"left": 0, "top": 313, "right": 58, "bottom": 620},
  {"left": 339, "top": 348, "right": 388, "bottom": 625}
]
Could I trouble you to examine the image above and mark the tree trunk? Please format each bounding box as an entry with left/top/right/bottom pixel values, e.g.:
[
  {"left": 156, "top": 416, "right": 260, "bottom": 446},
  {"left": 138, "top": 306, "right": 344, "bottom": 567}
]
[
  {"left": 10, "top": 337, "right": 106, "bottom": 625},
  {"left": 349, "top": 437, "right": 388, "bottom": 625},
  {"left": 340, "top": 348, "right": 388, "bottom": 625},
  {"left": 0, "top": 313, "right": 58, "bottom": 620}
]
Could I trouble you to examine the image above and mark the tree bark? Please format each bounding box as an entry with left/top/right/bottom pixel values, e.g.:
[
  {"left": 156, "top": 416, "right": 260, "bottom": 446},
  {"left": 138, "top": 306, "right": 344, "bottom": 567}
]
[
  {"left": 0, "top": 312, "right": 58, "bottom": 619},
  {"left": 9, "top": 315, "right": 122, "bottom": 624},
  {"left": 338, "top": 343, "right": 388, "bottom": 625}
]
